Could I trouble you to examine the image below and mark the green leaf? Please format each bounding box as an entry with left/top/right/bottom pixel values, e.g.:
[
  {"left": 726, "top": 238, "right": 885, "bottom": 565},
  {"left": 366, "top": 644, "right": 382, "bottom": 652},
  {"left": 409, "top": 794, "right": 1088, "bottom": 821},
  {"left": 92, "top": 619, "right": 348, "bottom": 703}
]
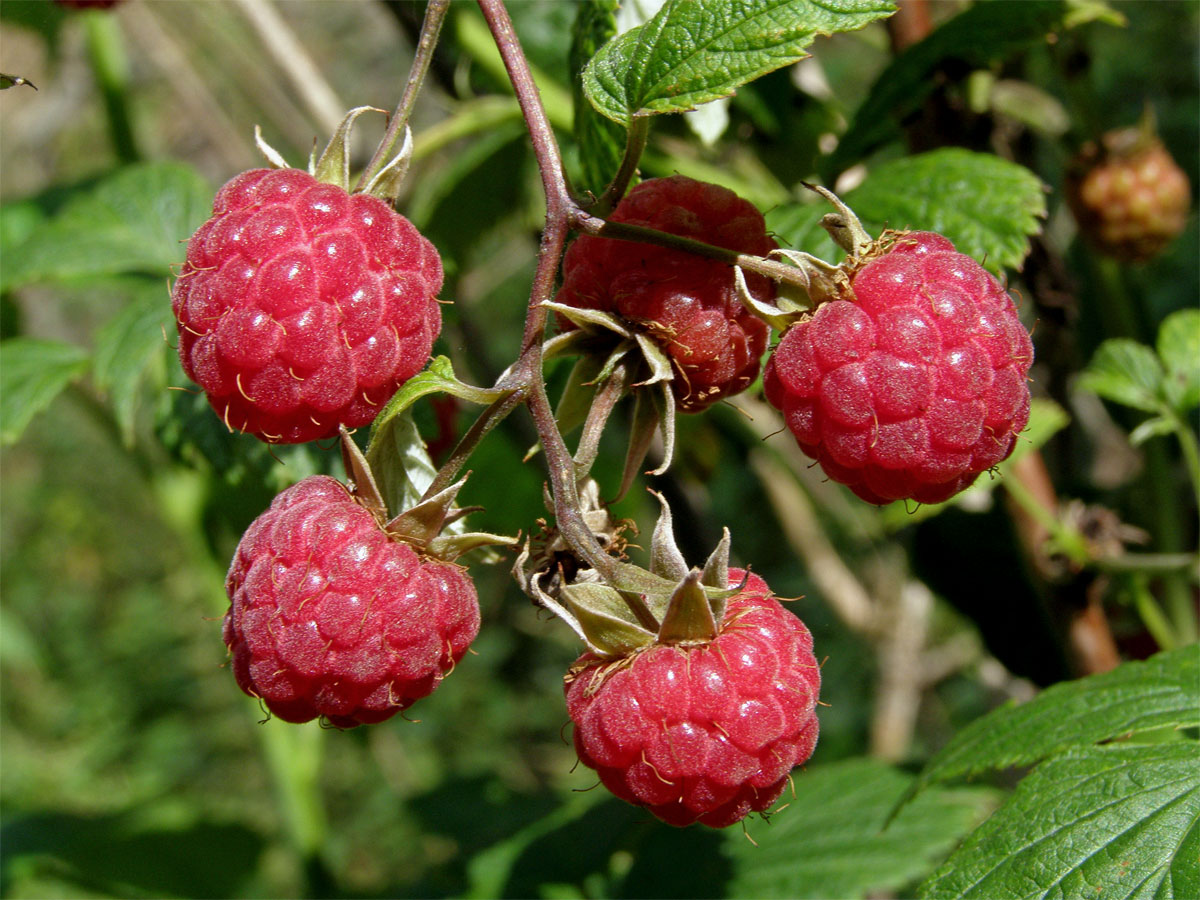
[
  {"left": 367, "top": 356, "right": 510, "bottom": 451},
  {"left": 827, "top": 0, "right": 1075, "bottom": 177},
  {"left": 365, "top": 357, "right": 509, "bottom": 517},
  {"left": 908, "top": 647, "right": 1199, "bottom": 797},
  {"left": 770, "top": 149, "right": 1047, "bottom": 273},
  {"left": 1157, "top": 308, "right": 1200, "bottom": 414},
  {"left": 725, "top": 758, "right": 998, "bottom": 899},
  {"left": 569, "top": 0, "right": 627, "bottom": 195},
  {"left": 0, "top": 338, "right": 89, "bottom": 445},
  {"left": 2, "top": 163, "right": 212, "bottom": 289},
  {"left": 1078, "top": 338, "right": 1166, "bottom": 414},
  {"left": 91, "top": 279, "right": 172, "bottom": 446},
  {"left": 583, "top": 0, "right": 895, "bottom": 126},
  {"left": 919, "top": 741, "right": 1200, "bottom": 900},
  {"left": 1129, "top": 416, "right": 1178, "bottom": 446}
]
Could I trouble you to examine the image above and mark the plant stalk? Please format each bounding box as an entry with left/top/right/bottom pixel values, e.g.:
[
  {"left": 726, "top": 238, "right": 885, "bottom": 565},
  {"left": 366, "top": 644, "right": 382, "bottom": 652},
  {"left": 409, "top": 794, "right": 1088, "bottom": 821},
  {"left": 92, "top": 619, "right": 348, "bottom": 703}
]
[{"left": 357, "top": 0, "right": 452, "bottom": 191}]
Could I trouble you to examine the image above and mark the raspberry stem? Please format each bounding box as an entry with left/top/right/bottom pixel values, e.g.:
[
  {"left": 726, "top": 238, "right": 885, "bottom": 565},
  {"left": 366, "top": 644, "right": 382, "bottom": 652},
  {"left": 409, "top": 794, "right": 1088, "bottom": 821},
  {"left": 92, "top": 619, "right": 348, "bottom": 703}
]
[
  {"left": 356, "top": 0, "right": 451, "bottom": 193},
  {"left": 593, "top": 117, "right": 650, "bottom": 217},
  {"left": 570, "top": 210, "right": 817, "bottom": 293}
]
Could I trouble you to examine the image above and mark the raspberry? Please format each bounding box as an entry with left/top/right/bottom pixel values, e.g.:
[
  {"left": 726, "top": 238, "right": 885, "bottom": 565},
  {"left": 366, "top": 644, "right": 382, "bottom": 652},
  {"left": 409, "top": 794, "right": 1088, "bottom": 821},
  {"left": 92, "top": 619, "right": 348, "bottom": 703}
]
[
  {"left": 223, "top": 475, "right": 479, "bottom": 728},
  {"left": 172, "top": 168, "right": 443, "bottom": 443},
  {"left": 1066, "top": 132, "right": 1191, "bottom": 262},
  {"left": 556, "top": 176, "right": 775, "bottom": 412},
  {"left": 565, "top": 571, "right": 820, "bottom": 828},
  {"left": 764, "top": 232, "right": 1033, "bottom": 505}
]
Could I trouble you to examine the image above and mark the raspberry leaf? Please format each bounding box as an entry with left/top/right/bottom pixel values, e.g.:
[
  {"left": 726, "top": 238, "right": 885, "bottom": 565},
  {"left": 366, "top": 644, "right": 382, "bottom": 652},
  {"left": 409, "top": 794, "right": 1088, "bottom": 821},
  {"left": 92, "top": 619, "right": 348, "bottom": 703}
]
[
  {"left": 769, "top": 150, "right": 1047, "bottom": 273},
  {"left": 825, "top": 0, "right": 1112, "bottom": 179},
  {"left": 569, "top": 0, "right": 626, "bottom": 195},
  {"left": 0, "top": 338, "right": 89, "bottom": 445},
  {"left": 582, "top": 0, "right": 896, "bottom": 126},
  {"left": 1157, "top": 309, "right": 1200, "bottom": 414},
  {"left": 91, "top": 279, "right": 171, "bottom": 447},
  {"left": 904, "top": 647, "right": 1199, "bottom": 799},
  {"left": 1, "top": 163, "right": 212, "bottom": 289},
  {"left": 1078, "top": 338, "right": 1166, "bottom": 414},
  {"left": 918, "top": 742, "right": 1200, "bottom": 900},
  {"left": 368, "top": 356, "right": 511, "bottom": 453},
  {"left": 722, "top": 757, "right": 998, "bottom": 899}
]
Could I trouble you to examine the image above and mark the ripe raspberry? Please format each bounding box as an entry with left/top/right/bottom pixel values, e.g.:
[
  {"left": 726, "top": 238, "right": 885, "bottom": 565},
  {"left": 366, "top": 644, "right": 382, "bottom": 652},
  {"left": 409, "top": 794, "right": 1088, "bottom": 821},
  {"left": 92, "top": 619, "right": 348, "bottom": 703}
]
[
  {"left": 223, "top": 475, "right": 478, "bottom": 728},
  {"left": 172, "top": 168, "right": 443, "bottom": 443},
  {"left": 1066, "top": 132, "right": 1191, "bottom": 262},
  {"left": 556, "top": 176, "right": 775, "bottom": 412},
  {"left": 764, "top": 232, "right": 1033, "bottom": 505},
  {"left": 565, "top": 571, "right": 820, "bottom": 828}
]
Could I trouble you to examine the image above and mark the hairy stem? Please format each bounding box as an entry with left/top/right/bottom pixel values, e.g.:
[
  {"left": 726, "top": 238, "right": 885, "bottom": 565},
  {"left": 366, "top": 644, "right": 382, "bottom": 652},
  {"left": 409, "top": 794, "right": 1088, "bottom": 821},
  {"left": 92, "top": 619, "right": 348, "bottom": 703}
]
[
  {"left": 421, "top": 389, "right": 525, "bottom": 502},
  {"left": 571, "top": 211, "right": 815, "bottom": 292},
  {"left": 477, "top": 0, "right": 616, "bottom": 579}
]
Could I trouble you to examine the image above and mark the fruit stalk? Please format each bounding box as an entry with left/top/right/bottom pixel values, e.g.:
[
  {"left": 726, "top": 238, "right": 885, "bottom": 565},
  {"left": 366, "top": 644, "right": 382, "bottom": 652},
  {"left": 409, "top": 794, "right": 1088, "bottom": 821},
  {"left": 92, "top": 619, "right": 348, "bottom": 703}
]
[
  {"left": 357, "top": 0, "right": 452, "bottom": 191},
  {"left": 477, "top": 0, "right": 619, "bottom": 580}
]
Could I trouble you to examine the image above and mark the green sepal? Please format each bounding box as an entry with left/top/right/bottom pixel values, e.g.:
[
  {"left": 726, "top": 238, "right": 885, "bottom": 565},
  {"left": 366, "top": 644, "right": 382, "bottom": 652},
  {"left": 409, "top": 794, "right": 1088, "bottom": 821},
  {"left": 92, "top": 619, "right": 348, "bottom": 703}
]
[
  {"left": 312, "top": 106, "right": 385, "bottom": 191},
  {"left": 555, "top": 355, "right": 607, "bottom": 438},
  {"left": 360, "top": 125, "right": 414, "bottom": 204},
  {"left": 617, "top": 387, "right": 660, "bottom": 502},
  {"left": 632, "top": 332, "right": 673, "bottom": 386},
  {"left": 656, "top": 569, "right": 718, "bottom": 645},
  {"left": 384, "top": 477, "right": 467, "bottom": 548},
  {"left": 563, "top": 582, "right": 657, "bottom": 657},
  {"left": 700, "top": 527, "right": 731, "bottom": 591},
  {"left": 339, "top": 425, "right": 388, "bottom": 521},
  {"left": 428, "top": 529, "right": 519, "bottom": 563}
]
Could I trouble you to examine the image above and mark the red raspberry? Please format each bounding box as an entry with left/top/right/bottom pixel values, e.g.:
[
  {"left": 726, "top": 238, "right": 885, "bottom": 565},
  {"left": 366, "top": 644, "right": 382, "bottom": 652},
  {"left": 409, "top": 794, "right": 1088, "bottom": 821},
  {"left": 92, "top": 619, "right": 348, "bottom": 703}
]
[
  {"left": 565, "top": 571, "right": 820, "bottom": 828},
  {"left": 1066, "top": 134, "right": 1191, "bottom": 262},
  {"left": 556, "top": 176, "right": 775, "bottom": 412},
  {"left": 172, "top": 168, "right": 443, "bottom": 444},
  {"left": 223, "top": 475, "right": 478, "bottom": 728},
  {"left": 763, "top": 232, "right": 1033, "bottom": 505}
]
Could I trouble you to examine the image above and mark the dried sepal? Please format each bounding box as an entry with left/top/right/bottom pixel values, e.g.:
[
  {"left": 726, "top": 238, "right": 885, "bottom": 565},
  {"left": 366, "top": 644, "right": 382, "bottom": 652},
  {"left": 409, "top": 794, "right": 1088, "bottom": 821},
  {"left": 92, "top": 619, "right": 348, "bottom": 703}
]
[
  {"left": 254, "top": 125, "right": 290, "bottom": 170},
  {"left": 648, "top": 489, "right": 688, "bottom": 582}
]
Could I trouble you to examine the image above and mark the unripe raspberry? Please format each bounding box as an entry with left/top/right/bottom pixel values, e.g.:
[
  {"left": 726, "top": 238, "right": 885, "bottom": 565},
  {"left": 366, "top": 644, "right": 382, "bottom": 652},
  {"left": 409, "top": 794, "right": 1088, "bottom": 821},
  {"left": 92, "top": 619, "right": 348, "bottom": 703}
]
[
  {"left": 556, "top": 176, "right": 774, "bottom": 412},
  {"left": 1067, "top": 131, "right": 1191, "bottom": 262},
  {"left": 173, "top": 168, "right": 443, "bottom": 444},
  {"left": 566, "top": 571, "right": 820, "bottom": 828},
  {"left": 223, "top": 475, "right": 478, "bottom": 728},
  {"left": 764, "top": 232, "right": 1033, "bottom": 505}
]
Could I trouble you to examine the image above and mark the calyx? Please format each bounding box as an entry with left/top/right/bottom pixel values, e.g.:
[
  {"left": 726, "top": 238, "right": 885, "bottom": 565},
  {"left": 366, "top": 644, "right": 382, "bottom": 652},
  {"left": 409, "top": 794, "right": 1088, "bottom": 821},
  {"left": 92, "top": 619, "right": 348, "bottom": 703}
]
[
  {"left": 254, "top": 106, "right": 413, "bottom": 202},
  {"left": 514, "top": 484, "right": 742, "bottom": 658},
  {"left": 339, "top": 427, "right": 514, "bottom": 563}
]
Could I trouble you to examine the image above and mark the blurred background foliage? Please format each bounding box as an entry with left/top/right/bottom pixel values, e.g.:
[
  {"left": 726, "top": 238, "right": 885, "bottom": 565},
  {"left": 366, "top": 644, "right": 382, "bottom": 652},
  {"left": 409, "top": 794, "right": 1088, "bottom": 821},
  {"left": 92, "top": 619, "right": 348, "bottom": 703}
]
[{"left": 1, "top": 1, "right": 1196, "bottom": 897}]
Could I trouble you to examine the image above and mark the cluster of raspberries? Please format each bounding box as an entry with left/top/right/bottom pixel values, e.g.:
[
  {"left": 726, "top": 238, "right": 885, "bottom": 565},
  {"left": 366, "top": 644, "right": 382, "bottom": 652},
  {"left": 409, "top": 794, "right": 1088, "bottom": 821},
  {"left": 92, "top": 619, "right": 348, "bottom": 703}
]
[{"left": 176, "top": 164, "right": 1035, "bottom": 828}]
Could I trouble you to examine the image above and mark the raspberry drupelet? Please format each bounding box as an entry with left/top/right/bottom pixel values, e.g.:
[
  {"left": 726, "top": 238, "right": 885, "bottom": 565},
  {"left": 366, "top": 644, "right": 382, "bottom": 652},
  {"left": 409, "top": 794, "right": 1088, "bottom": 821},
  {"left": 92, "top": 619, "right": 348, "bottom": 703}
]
[
  {"left": 173, "top": 168, "right": 443, "bottom": 443},
  {"left": 764, "top": 231, "right": 1033, "bottom": 505}
]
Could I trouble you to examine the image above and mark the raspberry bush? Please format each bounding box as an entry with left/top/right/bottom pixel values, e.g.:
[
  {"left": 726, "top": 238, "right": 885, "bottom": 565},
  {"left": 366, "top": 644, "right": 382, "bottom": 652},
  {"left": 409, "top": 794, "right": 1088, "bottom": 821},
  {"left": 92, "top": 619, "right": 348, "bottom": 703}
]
[{"left": 2, "top": 1, "right": 1195, "bottom": 898}]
